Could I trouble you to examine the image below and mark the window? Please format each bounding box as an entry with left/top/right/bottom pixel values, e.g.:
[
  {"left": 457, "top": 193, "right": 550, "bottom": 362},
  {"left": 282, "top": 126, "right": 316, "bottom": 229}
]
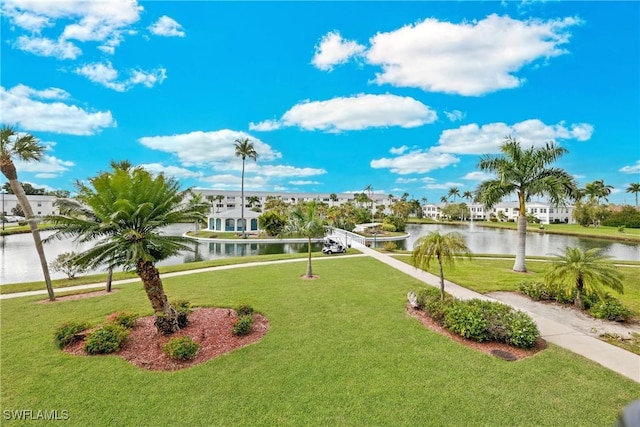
[{"left": 37, "top": 202, "right": 42, "bottom": 207}]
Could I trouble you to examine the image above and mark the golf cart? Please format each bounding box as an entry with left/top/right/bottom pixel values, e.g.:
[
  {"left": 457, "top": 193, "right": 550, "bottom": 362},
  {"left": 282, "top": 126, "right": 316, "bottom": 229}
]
[{"left": 322, "top": 237, "right": 346, "bottom": 254}]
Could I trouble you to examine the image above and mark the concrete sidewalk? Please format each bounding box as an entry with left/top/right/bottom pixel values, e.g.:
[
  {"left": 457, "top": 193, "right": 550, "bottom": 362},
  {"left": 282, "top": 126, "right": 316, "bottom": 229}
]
[{"left": 351, "top": 241, "right": 640, "bottom": 383}]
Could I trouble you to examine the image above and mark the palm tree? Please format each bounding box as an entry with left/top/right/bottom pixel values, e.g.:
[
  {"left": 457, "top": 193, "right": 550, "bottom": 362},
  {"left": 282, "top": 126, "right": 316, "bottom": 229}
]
[
  {"left": 329, "top": 193, "right": 338, "bottom": 207},
  {"left": 215, "top": 194, "right": 225, "bottom": 212},
  {"left": 447, "top": 187, "right": 460, "bottom": 202},
  {"left": 411, "top": 231, "right": 471, "bottom": 300},
  {"left": 462, "top": 191, "right": 473, "bottom": 203},
  {"left": 283, "top": 200, "right": 326, "bottom": 278},
  {"left": 47, "top": 163, "right": 209, "bottom": 334},
  {"left": 234, "top": 138, "right": 258, "bottom": 238},
  {"left": 440, "top": 195, "right": 449, "bottom": 204},
  {"left": 476, "top": 136, "right": 577, "bottom": 272},
  {"left": 583, "top": 179, "right": 613, "bottom": 204},
  {"left": 364, "top": 184, "right": 374, "bottom": 222},
  {"left": 0, "top": 126, "right": 55, "bottom": 300},
  {"left": 545, "top": 247, "right": 623, "bottom": 310},
  {"left": 626, "top": 183, "right": 640, "bottom": 210},
  {"left": 247, "top": 195, "right": 261, "bottom": 210}
]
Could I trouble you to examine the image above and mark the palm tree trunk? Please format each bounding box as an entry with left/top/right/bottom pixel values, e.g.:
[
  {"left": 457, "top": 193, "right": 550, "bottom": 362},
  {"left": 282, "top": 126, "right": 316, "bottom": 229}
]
[
  {"left": 106, "top": 266, "right": 113, "bottom": 292},
  {"left": 241, "top": 160, "right": 246, "bottom": 239},
  {"left": 438, "top": 255, "right": 445, "bottom": 300},
  {"left": 513, "top": 214, "right": 527, "bottom": 272},
  {"left": 575, "top": 277, "right": 584, "bottom": 310},
  {"left": 306, "top": 238, "right": 313, "bottom": 277},
  {"left": 10, "top": 180, "right": 55, "bottom": 301},
  {"left": 137, "top": 260, "right": 179, "bottom": 334}
]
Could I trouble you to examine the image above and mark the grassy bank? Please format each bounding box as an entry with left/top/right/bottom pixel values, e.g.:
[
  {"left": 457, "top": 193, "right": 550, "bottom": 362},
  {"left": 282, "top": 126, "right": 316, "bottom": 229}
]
[
  {"left": 394, "top": 255, "right": 640, "bottom": 314},
  {"left": 2, "top": 257, "right": 638, "bottom": 426}
]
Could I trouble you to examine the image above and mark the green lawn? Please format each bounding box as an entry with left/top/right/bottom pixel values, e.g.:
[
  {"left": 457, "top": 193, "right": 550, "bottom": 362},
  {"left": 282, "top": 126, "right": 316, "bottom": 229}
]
[
  {"left": 394, "top": 256, "right": 640, "bottom": 314},
  {"left": 1, "top": 257, "right": 638, "bottom": 426},
  {"left": 470, "top": 221, "right": 640, "bottom": 242}
]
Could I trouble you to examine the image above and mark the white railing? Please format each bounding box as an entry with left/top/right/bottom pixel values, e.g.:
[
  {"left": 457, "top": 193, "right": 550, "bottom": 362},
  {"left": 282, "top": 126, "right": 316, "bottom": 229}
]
[{"left": 325, "top": 227, "right": 366, "bottom": 247}]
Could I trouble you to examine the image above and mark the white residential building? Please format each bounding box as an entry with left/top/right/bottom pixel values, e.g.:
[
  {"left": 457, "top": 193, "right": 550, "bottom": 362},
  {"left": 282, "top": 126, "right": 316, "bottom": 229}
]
[
  {"left": 1, "top": 194, "right": 60, "bottom": 218},
  {"left": 422, "top": 201, "right": 575, "bottom": 224}
]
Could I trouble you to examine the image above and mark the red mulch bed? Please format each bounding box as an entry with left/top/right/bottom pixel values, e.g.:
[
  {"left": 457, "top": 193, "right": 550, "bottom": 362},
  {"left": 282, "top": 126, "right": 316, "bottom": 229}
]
[
  {"left": 407, "top": 306, "right": 546, "bottom": 360},
  {"left": 63, "top": 308, "right": 269, "bottom": 371}
]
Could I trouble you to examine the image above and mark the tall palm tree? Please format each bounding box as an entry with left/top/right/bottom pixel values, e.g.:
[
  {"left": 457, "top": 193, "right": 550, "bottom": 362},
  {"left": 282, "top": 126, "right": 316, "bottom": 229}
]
[
  {"left": 364, "top": 184, "right": 374, "bottom": 222},
  {"left": 476, "top": 136, "right": 577, "bottom": 272},
  {"left": 462, "top": 191, "right": 473, "bottom": 203},
  {"left": 234, "top": 138, "right": 258, "bottom": 238},
  {"left": 283, "top": 200, "right": 326, "bottom": 278},
  {"left": 0, "top": 126, "right": 55, "bottom": 300},
  {"left": 447, "top": 187, "right": 460, "bottom": 202},
  {"left": 440, "top": 195, "right": 449, "bottom": 204},
  {"left": 626, "top": 183, "right": 640, "bottom": 210},
  {"left": 329, "top": 193, "right": 338, "bottom": 207},
  {"left": 411, "top": 231, "right": 471, "bottom": 300},
  {"left": 545, "top": 247, "right": 623, "bottom": 310},
  {"left": 583, "top": 179, "right": 613, "bottom": 204},
  {"left": 47, "top": 163, "right": 209, "bottom": 334}
]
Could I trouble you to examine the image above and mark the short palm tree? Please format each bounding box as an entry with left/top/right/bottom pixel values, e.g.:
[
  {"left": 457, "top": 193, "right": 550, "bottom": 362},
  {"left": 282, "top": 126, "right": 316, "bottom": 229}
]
[
  {"left": 283, "top": 200, "right": 326, "bottom": 278},
  {"left": 626, "top": 183, "right": 640, "bottom": 210},
  {"left": 47, "top": 162, "right": 209, "bottom": 334},
  {"left": 545, "top": 246, "right": 624, "bottom": 310},
  {"left": 234, "top": 138, "right": 258, "bottom": 238},
  {"left": 411, "top": 231, "right": 471, "bottom": 300},
  {"left": 0, "top": 126, "right": 55, "bottom": 300},
  {"left": 476, "top": 136, "right": 578, "bottom": 272}
]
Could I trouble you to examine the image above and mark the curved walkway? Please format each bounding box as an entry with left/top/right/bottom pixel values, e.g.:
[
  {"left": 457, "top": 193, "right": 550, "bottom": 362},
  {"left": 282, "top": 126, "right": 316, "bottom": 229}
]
[{"left": 2, "top": 246, "right": 638, "bottom": 383}]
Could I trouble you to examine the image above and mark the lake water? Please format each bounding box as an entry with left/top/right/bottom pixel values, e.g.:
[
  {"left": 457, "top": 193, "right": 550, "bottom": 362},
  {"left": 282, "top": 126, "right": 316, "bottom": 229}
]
[{"left": 1, "top": 223, "right": 638, "bottom": 285}]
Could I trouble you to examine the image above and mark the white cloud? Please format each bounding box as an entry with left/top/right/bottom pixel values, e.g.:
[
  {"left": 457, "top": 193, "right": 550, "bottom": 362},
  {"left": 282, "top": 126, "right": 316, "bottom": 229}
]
[
  {"left": 312, "top": 31, "right": 365, "bottom": 71},
  {"left": 371, "top": 148, "right": 460, "bottom": 174},
  {"left": 0, "top": 84, "right": 115, "bottom": 135},
  {"left": 390, "top": 145, "right": 409, "bottom": 155},
  {"left": 436, "top": 119, "right": 594, "bottom": 155},
  {"left": 148, "top": 15, "right": 185, "bottom": 37},
  {"left": 462, "top": 171, "right": 493, "bottom": 181},
  {"left": 365, "top": 14, "right": 581, "bottom": 95},
  {"left": 138, "top": 130, "right": 281, "bottom": 167},
  {"left": 252, "top": 94, "right": 437, "bottom": 132},
  {"left": 74, "top": 61, "right": 167, "bottom": 91},
  {"left": 138, "top": 163, "right": 203, "bottom": 179},
  {"left": 422, "top": 181, "right": 465, "bottom": 190},
  {"left": 200, "top": 174, "right": 269, "bottom": 190},
  {"left": 257, "top": 165, "right": 326, "bottom": 178},
  {"left": 15, "top": 154, "right": 74, "bottom": 175},
  {"left": 2, "top": 0, "right": 143, "bottom": 55},
  {"left": 395, "top": 177, "right": 418, "bottom": 184},
  {"left": 249, "top": 120, "right": 281, "bottom": 132},
  {"left": 289, "top": 180, "right": 321, "bottom": 185},
  {"left": 444, "top": 110, "right": 465, "bottom": 122},
  {"left": 14, "top": 35, "right": 81, "bottom": 59},
  {"left": 619, "top": 160, "right": 640, "bottom": 174}
]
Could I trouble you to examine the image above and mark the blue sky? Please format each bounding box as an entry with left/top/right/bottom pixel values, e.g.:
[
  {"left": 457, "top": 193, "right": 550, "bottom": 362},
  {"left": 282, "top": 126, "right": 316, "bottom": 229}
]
[{"left": 1, "top": 1, "right": 639, "bottom": 205}]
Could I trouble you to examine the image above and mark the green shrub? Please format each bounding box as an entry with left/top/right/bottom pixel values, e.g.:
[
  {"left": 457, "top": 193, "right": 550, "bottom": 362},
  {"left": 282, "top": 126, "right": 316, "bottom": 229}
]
[
  {"left": 505, "top": 311, "right": 539, "bottom": 349},
  {"left": 53, "top": 321, "right": 91, "bottom": 349},
  {"left": 589, "top": 297, "right": 632, "bottom": 322},
  {"left": 232, "top": 315, "right": 254, "bottom": 336},
  {"left": 444, "top": 300, "right": 488, "bottom": 342},
  {"left": 469, "top": 300, "right": 511, "bottom": 342},
  {"left": 235, "top": 304, "right": 254, "bottom": 317},
  {"left": 163, "top": 336, "right": 200, "bottom": 361},
  {"left": 381, "top": 223, "right": 396, "bottom": 233},
  {"left": 518, "top": 281, "right": 553, "bottom": 301},
  {"left": 172, "top": 300, "right": 193, "bottom": 328},
  {"left": 107, "top": 311, "right": 138, "bottom": 329},
  {"left": 383, "top": 215, "right": 406, "bottom": 232},
  {"left": 84, "top": 324, "right": 129, "bottom": 354},
  {"left": 382, "top": 241, "right": 397, "bottom": 252}
]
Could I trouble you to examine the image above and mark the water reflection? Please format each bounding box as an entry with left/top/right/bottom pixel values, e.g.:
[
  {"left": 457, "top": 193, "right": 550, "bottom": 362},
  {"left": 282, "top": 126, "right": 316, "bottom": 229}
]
[{"left": 1, "top": 222, "right": 638, "bottom": 285}]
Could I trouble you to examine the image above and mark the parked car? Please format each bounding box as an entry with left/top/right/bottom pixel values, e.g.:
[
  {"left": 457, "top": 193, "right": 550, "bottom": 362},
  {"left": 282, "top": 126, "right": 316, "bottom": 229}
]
[{"left": 322, "top": 237, "right": 346, "bottom": 254}]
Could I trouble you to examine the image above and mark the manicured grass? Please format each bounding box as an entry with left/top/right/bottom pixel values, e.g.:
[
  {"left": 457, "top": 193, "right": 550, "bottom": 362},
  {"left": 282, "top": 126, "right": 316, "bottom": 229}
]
[
  {"left": 1, "top": 257, "right": 638, "bottom": 426},
  {"left": 0, "top": 250, "right": 361, "bottom": 294},
  {"left": 395, "top": 256, "right": 640, "bottom": 314}
]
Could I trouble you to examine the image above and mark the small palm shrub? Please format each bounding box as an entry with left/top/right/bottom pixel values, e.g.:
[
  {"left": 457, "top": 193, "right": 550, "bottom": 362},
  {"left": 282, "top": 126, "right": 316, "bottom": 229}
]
[
  {"left": 172, "top": 300, "right": 193, "bottom": 328},
  {"left": 589, "top": 296, "right": 632, "bottom": 322},
  {"left": 163, "top": 336, "right": 200, "bottom": 361},
  {"left": 232, "top": 315, "right": 254, "bottom": 336},
  {"left": 84, "top": 325, "right": 129, "bottom": 354},
  {"left": 54, "top": 321, "right": 91, "bottom": 349},
  {"left": 107, "top": 311, "right": 138, "bottom": 329}
]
